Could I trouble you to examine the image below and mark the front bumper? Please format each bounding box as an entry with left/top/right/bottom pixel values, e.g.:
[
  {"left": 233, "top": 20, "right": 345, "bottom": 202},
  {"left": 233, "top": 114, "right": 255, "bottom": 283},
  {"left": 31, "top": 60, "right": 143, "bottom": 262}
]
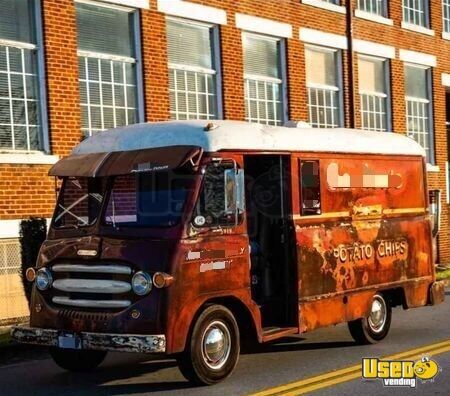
[{"left": 11, "top": 326, "right": 166, "bottom": 354}]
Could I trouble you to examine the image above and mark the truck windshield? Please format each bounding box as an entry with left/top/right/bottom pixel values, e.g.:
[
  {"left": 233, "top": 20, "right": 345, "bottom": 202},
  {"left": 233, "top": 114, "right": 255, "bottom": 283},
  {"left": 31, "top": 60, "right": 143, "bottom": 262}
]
[
  {"left": 104, "top": 170, "right": 195, "bottom": 228},
  {"left": 53, "top": 177, "right": 106, "bottom": 228}
]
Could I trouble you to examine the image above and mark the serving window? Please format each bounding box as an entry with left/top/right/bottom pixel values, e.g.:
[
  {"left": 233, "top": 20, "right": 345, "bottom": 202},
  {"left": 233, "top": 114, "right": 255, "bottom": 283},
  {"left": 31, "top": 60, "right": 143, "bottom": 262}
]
[{"left": 300, "top": 160, "right": 321, "bottom": 216}]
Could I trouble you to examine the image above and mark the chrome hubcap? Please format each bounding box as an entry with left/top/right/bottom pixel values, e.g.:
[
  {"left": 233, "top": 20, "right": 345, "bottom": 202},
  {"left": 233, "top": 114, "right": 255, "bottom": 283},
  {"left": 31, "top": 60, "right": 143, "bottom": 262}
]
[
  {"left": 201, "top": 320, "right": 231, "bottom": 370},
  {"left": 368, "top": 296, "right": 387, "bottom": 333}
]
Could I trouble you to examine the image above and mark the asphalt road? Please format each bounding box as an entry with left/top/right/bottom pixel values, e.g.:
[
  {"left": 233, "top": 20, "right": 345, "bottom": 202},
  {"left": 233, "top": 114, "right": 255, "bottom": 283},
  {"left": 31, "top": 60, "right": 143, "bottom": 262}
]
[{"left": 1, "top": 292, "right": 449, "bottom": 396}]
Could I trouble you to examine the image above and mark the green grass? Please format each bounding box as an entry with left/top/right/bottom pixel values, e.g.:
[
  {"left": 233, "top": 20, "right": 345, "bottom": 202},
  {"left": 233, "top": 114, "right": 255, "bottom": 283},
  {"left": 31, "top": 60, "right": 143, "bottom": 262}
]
[
  {"left": 436, "top": 268, "right": 450, "bottom": 281},
  {"left": 0, "top": 328, "right": 11, "bottom": 347}
]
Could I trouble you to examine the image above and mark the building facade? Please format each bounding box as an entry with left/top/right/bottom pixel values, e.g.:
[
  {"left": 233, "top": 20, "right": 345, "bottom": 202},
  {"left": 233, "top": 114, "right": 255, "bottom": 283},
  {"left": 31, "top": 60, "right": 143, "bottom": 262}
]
[{"left": 1, "top": 0, "right": 450, "bottom": 323}]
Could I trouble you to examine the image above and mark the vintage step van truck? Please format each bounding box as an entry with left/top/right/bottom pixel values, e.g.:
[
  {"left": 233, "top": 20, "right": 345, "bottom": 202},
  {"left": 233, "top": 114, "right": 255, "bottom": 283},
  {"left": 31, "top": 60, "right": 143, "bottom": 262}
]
[{"left": 13, "top": 120, "right": 445, "bottom": 385}]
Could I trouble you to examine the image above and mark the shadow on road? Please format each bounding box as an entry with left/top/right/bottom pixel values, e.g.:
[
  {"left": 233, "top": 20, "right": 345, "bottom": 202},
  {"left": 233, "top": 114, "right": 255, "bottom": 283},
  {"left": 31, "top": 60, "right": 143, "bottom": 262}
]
[
  {"left": 50, "top": 359, "right": 194, "bottom": 394},
  {"left": 242, "top": 339, "right": 357, "bottom": 355},
  {"left": 0, "top": 336, "right": 361, "bottom": 395},
  {"left": 0, "top": 344, "right": 47, "bottom": 367},
  {"left": 11, "top": 337, "right": 360, "bottom": 395}
]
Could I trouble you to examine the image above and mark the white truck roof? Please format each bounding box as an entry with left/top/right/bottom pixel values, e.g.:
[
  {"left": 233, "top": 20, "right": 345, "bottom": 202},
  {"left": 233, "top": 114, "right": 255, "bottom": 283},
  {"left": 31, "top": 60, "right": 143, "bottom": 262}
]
[{"left": 72, "top": 120, "right": 426, "bottom": 158}]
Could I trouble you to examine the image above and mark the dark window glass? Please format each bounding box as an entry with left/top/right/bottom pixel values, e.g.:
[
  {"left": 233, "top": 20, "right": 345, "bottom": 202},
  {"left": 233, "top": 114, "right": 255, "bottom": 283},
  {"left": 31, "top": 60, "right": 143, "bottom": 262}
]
[
  {"left": 300, "top": 160, "right": 321, "bottom": 216},
  {"left": 76, "top": 2, "right": 135, "bottom": 57},
  {"left": 0, "top": 0, "right": 35, "bottom": 43},
  {"left": 194, "top": 163, "right": 239, "bottom": 227},
  {"left": 104, "top": 170, "right": 194, "bottom": 228},
  {"left": 53, "top": 177, "right": 106, "bottom": 228}
]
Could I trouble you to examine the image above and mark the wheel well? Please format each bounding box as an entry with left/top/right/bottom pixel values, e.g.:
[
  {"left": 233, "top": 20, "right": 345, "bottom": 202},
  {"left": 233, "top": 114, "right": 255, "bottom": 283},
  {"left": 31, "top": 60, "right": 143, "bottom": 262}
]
[
  {"left": 196, "top": 297, "right": 259, "bottom": 344},
  {"left": 380, "top": 288, "right": 407, "bottom": 309}
]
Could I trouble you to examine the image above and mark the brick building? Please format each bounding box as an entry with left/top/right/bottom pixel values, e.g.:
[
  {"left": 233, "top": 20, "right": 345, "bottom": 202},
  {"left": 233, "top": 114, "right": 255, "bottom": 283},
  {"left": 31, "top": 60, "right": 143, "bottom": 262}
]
[{"left": 1, "top": 0, "right": 450, "bottom": 323}]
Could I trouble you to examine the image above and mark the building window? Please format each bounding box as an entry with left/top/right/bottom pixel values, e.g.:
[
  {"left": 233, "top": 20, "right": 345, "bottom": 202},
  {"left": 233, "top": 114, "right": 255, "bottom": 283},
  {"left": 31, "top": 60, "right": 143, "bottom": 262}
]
[
  {"left": 0, "top": 0, "right": 44, "bottom": 152},
  {"left": 76, "top": 1, "right": 141, "bottom": 137},
  {"left": 167, "top": 18, "right": 221, "bottom": 120},
  {"left": 444, "top": 0, "right": 450, "bottom": 33},
  {"left": 305, "top": 46, "right": 342, "bottom": 128},
  {"left": 243, "top": 33, "right": 285, "bottom": 126},
  {"left": 405, "top": 64, "right": 433, "bottom": 162},
  {"left": 402, "top": 0, "right": 429, "bottom": 27},
  {"left": 357, "top": 0, "right": 386, "bottom": 16},
  {"left": 358, "top": 56, "right": 389, "bottom": 132}
]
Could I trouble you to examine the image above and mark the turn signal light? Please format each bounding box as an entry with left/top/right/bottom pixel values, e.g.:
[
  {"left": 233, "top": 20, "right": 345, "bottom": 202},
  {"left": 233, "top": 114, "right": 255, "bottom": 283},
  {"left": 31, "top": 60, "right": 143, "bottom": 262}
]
[
  {"left": 25, "top": 268, "right": 36, "bottom": 282},
  {"left": 153, "top": 272, "right": 174, "bottom": 289}
]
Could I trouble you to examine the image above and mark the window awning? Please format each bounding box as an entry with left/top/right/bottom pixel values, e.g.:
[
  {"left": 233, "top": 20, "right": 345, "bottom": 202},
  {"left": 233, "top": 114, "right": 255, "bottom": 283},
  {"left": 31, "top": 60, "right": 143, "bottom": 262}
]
[{"left": 49, "top": 145, "right": 203, "bottom": 177}]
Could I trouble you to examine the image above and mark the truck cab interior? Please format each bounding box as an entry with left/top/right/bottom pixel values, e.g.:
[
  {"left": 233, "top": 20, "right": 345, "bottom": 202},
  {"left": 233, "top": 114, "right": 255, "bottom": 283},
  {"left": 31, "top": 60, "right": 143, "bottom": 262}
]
[{"left": 244, "top": 155, "right": 297, "bottom": 329}]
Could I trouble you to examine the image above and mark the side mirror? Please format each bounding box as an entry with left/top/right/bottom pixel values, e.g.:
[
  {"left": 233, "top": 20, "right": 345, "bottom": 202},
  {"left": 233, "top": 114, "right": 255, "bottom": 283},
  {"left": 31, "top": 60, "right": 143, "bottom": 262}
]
[{"left": 224, "top": 168, "right": 245, "bottom": 222}]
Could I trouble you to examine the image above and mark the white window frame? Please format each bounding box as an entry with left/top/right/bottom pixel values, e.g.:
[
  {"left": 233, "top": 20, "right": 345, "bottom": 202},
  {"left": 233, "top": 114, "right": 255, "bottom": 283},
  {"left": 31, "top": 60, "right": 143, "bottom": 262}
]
[
  {"left": 242, "top": 32, "right": 288, "bottom": 126},
  {"left": 301, "top": 0, "right": 346, "bottom": 14},
  {"left": 167, "top": 17, "right": 223, "bottom": 120},
  {"left": 404, "top": 63, "right": 434, "bottom": 164},
  {"left": 358, "top": 55, "right": 391, "bottom": 132},
  {"left": 443, "top": 0, "right": 450, "bottom": 35},
  {"left": 0, "top": 0, "right": 49, "bottom": 154},
  {"left": 357, "top": 0, "right": 387, "bottom": 17},
  {"left": 305, "top": 45, "right": 344, "bottom": 128},
  {"left": 76, "top": 0, "right": 144, "bottom": 136},
  {"left": 402, "top": 0, "right": 430, "bottom": 28}
]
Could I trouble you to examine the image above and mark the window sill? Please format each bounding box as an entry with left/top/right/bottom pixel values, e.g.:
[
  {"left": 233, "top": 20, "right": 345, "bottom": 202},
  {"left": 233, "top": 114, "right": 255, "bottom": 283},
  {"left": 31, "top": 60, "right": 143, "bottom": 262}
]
[
  {"left": 426, "top": 164, "right": 440, "bottom": 173},
  {"left": 401, "top": 22, "right": 435, "bottom": 36},
  {"left": 354, "top": 10, "right": 393, "bottom": 26},
  {"left": 0, "top": 152, "right": 59, "bottom": 165},
  {"left": 442, "top": 32, "right": 450, "bottom": 41},
  {"left": 301, "top": 0, "right": 346, "bottom": 15}
]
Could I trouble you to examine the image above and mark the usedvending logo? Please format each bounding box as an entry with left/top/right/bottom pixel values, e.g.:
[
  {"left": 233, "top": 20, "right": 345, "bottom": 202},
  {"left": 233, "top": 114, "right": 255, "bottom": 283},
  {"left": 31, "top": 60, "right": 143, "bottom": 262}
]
[{"left": 362, "top": 356, "right": 441, "bottom": 388}]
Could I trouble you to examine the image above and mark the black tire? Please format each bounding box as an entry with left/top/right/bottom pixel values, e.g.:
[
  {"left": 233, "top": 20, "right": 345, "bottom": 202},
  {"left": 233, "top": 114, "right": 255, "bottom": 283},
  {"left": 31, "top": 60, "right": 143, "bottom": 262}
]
[
  {"left": 348, "top": 293, "right": 392, "bottom": 344},
  {"left": 177, "top": 304, "right": 240, "bottom": 385},
  {"left": 49, "top": 347, "right": 107, "bottom": 372}
]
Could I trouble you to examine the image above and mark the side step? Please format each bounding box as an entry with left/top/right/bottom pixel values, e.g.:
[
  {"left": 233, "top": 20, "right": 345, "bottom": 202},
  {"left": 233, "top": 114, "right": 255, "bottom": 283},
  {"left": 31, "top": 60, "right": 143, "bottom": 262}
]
[{"left": 262, "top": 326, "right": 298, "bottom": 343}]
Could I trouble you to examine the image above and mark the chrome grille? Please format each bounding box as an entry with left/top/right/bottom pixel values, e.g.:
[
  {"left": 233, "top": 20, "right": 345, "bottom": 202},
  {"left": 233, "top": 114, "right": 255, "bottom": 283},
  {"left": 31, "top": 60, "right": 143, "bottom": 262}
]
[{"left": 49, "top": 263, "right": 133, "bottom": 310}]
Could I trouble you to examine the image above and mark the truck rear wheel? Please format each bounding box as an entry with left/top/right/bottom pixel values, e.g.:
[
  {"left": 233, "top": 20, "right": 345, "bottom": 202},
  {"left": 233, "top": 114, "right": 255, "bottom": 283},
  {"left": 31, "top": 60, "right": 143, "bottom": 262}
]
[
  {"left": 49, "top": 347, "right": 107, "bottom": 372},
  {"left": 348, "top": 293, "right": 392, "bottom": 344},
  {"left": 177, "top": 304, "right": 240, "bottom": 385}
]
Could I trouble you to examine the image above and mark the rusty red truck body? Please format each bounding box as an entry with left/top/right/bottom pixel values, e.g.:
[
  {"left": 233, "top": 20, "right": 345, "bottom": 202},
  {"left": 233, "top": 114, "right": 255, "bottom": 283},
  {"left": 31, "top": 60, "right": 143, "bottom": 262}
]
[{"left": 12, "top": 120, "right": 445, "bottom": 384}]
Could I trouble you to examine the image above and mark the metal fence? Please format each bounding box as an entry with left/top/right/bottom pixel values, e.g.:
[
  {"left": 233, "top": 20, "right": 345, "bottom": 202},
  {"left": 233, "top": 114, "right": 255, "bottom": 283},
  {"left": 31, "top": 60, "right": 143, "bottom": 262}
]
[{"left": 0, "top": 239, "right": 29, "bottom": 326}]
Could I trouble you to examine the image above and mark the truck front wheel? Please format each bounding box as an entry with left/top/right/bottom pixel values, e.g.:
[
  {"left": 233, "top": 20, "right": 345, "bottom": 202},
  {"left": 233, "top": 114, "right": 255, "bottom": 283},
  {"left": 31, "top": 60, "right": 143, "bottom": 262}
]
[
  {"left": 49, "top": 347, "right": 107, "bottom": 372},
  {"left": 177, "top": 304, "right": 240, "bottom": 385},
  {"left": 348, "top": 293, "right": 392, "bottom": 344}
]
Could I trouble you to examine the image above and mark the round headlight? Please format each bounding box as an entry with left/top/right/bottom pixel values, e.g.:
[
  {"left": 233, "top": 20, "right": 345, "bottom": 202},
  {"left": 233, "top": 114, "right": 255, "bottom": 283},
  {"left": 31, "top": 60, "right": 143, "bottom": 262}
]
[
  {"left": 132, "top": 272, "right": 152, "bottom": 296},
  {"left": 36, "top": 268, "right": 53, "bottom": 291}
]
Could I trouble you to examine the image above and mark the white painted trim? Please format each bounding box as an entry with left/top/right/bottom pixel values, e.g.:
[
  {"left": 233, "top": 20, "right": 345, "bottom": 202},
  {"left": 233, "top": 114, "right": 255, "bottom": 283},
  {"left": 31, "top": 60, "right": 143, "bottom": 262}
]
[
  {"left": 0, "top": 38, "right": 36, "bottom": 50},
  {"left": 353, "top": 39, "right": 395, "bottom": 59},
  {"left": 426, "top": 164, "right": 440, "bottom": 173},
  {"left": 0, "top": 153, "right": 59, "bottom": 165},
  {"left": 81, "top": 0, "right": 149, "bottom": 9},
  {"left": 77, "top": 50, "right": 136, "bottom": 63},
  {"left": 442, "top": 73, "right": 450, "bottom": 87},
  {"left": 157, "top": 0, "right": 227, "bottom": 25},
  {"left": 301, "top": 0, "right": 346, "bottom": 14},
  {"left": 401, "top": 22, "right": 435, "bottom": 37},
  {"left": 446, "top": 161, "right": 450, "bottom": 204},
  {"left": 168, "top": 62, "right": 216, "bottom": 75},
  {"left": 244, "top": 73, "right": 282, "bottom": 84},
  {"left": 442, "top": 31, "right": 450, "bottom": 41},
  {"left": 299, "top": 28, "right": 347, "bottom": 50},
  {"left": 0, "top": 218, "right": 51, "bottom": 239},
  {"left": 354, "top": 9, "right": 393, "bottom": 26},
  {"left": 235, "top": 13, "right": 292, "bottom": 38},
  {"left": 399, "top": 49, "right": 436, "bottom": 67}
]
